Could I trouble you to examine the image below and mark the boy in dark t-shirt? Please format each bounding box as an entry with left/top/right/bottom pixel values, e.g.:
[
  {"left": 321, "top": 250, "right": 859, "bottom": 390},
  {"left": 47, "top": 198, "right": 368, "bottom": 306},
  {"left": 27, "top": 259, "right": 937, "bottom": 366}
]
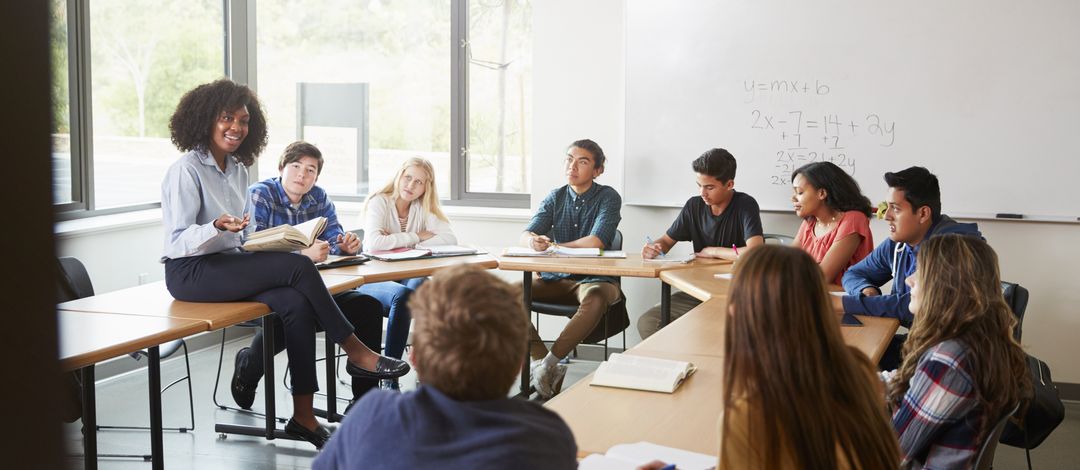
[{"left": 637, "top": 148, "right": 764, "bottom": 339}]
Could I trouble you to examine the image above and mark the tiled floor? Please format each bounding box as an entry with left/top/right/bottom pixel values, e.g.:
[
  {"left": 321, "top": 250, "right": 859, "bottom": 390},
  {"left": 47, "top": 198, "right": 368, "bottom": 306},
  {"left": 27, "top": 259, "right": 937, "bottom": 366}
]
[{"left": 64, "top": 336, "right": 1079, "bottom": 469}]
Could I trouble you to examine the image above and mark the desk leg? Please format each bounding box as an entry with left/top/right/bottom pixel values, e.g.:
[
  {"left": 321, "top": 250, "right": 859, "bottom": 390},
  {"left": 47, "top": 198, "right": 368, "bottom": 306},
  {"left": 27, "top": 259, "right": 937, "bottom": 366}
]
[
  {"left": 82, "top": 365, "right": 97, "bottom": 470},
  {"left": 660, "top": 282, "right": 672, "bottom": 326},
  {"left": 262, "top": 314, "right": 277, "bottom": 439},
  {"left": 147, "top": 346, "right": 164, "bottom": 470},
  {"left": 324, "top": 338, "right": 340, "bottom": 422},
  {"left": 520, "top": 270, "right": 533, "bottom": 397}
]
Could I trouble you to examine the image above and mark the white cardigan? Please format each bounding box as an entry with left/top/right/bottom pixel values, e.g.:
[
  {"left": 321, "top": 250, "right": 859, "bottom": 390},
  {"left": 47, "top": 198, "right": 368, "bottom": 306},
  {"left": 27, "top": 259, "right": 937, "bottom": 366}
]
[{"left": 362, "top": 193, "right": 457, "bottom": 251}]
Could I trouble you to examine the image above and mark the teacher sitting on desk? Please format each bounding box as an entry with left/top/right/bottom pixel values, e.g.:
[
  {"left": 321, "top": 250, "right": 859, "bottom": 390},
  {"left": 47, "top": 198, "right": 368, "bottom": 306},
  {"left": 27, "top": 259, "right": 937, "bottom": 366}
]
[{"left": 160, "top": 79, "right": 408, "bottom": 448}]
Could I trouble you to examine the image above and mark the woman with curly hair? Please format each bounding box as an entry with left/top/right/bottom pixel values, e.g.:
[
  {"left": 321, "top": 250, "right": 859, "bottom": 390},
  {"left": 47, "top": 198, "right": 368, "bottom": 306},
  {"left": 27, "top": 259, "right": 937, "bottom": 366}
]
[
  {"left": 887, "top": 234, "right": 1030, "bottom": 469},
  {"left": 160, "top": 79, "right": 409, "bottom": 448}
]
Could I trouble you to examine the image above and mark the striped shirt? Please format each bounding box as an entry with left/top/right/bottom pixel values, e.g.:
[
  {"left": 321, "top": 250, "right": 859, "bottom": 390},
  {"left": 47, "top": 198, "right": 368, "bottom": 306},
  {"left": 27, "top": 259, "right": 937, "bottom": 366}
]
[
  {"left": 245, "top": 177, "right": 349, "bottom": 255},
  {"left": 892, "top": 339, "right": 984, "bottom": 469},
  {"left": 525, "top": 183, "right": 622, "bottom": 284}
]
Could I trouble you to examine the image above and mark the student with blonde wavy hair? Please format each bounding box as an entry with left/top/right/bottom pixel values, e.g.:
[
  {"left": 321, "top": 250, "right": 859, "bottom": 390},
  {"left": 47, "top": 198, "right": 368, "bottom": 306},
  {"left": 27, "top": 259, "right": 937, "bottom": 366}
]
[
  {"left": 358, "top": 157, "right": 457, "bottom": 377},
  {"left": 653, "top": 245, "right": 898, "bottom": 470},
  {"left": 887, "top": 234, "right": 1029, "bottom": 469}
]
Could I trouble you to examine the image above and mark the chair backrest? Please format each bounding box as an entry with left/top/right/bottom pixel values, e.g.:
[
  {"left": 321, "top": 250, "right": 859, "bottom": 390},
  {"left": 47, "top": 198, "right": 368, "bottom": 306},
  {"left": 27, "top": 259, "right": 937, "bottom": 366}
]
[
  {"left": 762, "top": 233, "right": 794, "bottom": 245},
  {"left": 975, "top": 402, "right": 1020, "bottom": 470},
  {"left": 610, "top": 229, "right": 623, "bottom": 251},
  {"left": 57, "top": 257, "right": 95, "bottom": 302},
  {"left": 1001, "top": 281, "right": 1028, "bottom": 341}
]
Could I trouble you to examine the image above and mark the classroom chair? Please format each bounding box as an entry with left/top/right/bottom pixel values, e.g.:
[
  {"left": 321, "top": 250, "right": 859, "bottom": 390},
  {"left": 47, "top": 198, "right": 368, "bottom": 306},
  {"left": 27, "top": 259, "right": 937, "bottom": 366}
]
[
  {"left": 762, "top": 233, "right": 794, "bottom": 245},
  {"left": 531, "top": 230, "right": 629, "bottom": 360},
  {"left": 56, "top": 257, "right": 196, "bottom": 433},
  {"left": 1001, "top": 281, "right": 1028, "bottom": 342},
  {"left": 975, "top": 401, "right": 1021, "bottom": 470}
]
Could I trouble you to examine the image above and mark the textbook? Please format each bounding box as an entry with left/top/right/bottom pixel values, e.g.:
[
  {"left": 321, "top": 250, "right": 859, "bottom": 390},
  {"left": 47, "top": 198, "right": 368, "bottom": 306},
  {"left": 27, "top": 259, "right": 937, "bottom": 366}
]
[
  {"left": 590, "top": 353, "right": 696, "bottom": 393},
  {"left": 364, "top": 245, "right": 482, "bottom": 261},
  {"left": 643, "top": 253, "right": 696, "bottom": 263},
  {"left": 242, "top": 217, "right": 327, "bottom": 252},
  {"left": 503, "top": 246, "right": 627, "bottom": 258},
  {"left": 315, "top": 254, "right": 369, "bottom": 270},
  {"left": 578, "top": 441, "right": 716, "bottom": 470}
]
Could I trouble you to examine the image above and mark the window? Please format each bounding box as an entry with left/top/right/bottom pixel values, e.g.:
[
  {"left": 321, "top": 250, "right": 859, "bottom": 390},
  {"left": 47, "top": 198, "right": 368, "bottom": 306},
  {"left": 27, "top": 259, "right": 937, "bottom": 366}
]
[
  {"left": 53, "top": 0, "right": 225, "bottom": 217},
  {"left": 53, "top": 0, "right": 531, "bottom": 218}
]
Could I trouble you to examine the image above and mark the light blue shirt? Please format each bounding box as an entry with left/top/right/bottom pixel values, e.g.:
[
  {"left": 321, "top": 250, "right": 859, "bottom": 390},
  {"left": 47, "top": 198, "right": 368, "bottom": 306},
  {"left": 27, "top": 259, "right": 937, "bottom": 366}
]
[{"left": 160, "top": 148, "right": 249, "bottom": 260}]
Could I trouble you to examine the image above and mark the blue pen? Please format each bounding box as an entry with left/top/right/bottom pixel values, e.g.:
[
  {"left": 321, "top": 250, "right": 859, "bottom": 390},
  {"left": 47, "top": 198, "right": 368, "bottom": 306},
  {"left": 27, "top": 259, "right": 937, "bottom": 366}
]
[
  {"left": 645, "top": 235, "right": 664, "bottom": 258},
  {"left": 660, "top": 464, "right": 676, "bottom": 470}
]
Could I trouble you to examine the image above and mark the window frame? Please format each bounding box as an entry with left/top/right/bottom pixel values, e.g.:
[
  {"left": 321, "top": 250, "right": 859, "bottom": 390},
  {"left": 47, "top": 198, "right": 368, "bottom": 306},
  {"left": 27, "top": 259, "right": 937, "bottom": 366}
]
[{"left": 54, "top": 0, "right": 528, "bottom": 220}]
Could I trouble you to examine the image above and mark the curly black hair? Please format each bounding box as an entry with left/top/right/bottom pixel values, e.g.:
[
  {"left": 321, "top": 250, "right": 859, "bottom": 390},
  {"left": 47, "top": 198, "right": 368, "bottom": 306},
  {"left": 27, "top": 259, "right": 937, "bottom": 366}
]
[{"left": 168, "top": 79, "right": 268, "bottom": 167}]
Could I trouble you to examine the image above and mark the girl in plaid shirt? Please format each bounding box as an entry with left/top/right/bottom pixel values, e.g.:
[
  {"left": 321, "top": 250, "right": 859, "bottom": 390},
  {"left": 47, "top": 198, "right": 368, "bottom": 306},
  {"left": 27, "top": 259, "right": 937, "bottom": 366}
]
[{"left": 887, "top": 234, "right": 1029, "bottom": 469}]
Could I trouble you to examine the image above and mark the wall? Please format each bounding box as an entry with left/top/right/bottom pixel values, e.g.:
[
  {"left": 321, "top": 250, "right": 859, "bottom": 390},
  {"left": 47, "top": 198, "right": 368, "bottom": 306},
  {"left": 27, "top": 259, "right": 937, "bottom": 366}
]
[{"left": 532, "top": 0, "right": 1080, "bottom": 386}]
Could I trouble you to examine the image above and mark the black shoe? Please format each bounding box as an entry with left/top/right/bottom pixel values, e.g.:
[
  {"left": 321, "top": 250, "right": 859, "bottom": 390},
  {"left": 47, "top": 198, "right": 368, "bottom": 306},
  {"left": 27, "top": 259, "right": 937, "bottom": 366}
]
[
  {"left": 346, "top": 356, "right": 410, "bottom": 380},
  {"left": 284, "top": 418, "right": 331, "bottom": 449},
  {"left": 231, "top": 347, "right": 257, "bottom": 410}
]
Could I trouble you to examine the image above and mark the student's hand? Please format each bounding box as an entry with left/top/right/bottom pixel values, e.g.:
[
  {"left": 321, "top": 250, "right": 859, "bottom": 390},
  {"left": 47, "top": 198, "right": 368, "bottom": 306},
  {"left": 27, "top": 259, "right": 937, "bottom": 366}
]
[
  {"left": 642, "top": 242, "right": 664, "bottom": 259},
  {"left": 214, "top": 213, "right": 249, "bottom": 232},
  {"left": 831, "top": 294, "right": 846, "bottom": 313},
  {"left": 861, "top": 287, "right": 881, "bottom": 297},
  {"left": 301, "top": 240, "right": 330, "bottom": 263},
  {"left": 636, "top": 461, "right": 670, "bottom": 470},
  {"left": 336, "top": 232, "right": 361, "bottom": 255},
  {"left": 378, "top": 228, "right": 390, "bottom": 236},
  {"left": 417, "top": 230, "right": 435, "bottom": 241},
  {"left": 697, "top": 247, "right": 722, "bottom": 259},
  {"left": 530, "top": 235, "right": 552, "bottom": 251}
]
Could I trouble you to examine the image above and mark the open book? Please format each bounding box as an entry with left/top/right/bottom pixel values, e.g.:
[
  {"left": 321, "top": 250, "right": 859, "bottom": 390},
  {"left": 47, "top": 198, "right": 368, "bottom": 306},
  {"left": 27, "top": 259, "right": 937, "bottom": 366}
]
[
  {"left": 365, "top": 245, "right": 482, "bottom": 261},
  {"left": 578, "top": 441, "right": 716, "bottom": 470},
  {"left": 590, "top": 353, "right": 696, "bottom": 393},
  {"left": 503, "top": 246, "right": 627, "bottom": 258},
  {"left": 242, "top": 217, "right": 327, "bottom": 252}
]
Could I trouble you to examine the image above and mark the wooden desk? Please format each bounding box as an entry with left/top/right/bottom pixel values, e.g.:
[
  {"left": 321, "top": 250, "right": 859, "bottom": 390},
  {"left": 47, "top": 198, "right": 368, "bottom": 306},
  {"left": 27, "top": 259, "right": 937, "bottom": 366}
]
[
  {"left": 322, "top": 253, "right": 498, "bottom": 282},
  {"left": 545, "top": 349, "right": 725, "bottom": 456},
  {"left": 58, "top": 310, "right": 207, "bottom": 470},
  {"left": 497, "top": 254, "right": 730, "bottom": 396},
  {"left": 659, "top": 264, "right": 735, "bottom": 302}
]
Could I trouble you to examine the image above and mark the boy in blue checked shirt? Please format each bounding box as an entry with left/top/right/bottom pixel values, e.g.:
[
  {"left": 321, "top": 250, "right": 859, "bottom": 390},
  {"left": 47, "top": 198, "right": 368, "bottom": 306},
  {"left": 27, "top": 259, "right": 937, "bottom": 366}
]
[
  {"left": 518, "top": 139, "right": 622, "bottom": 399},
  {"left": 232, "top": 141, "right": 385, "bottom": 430}
]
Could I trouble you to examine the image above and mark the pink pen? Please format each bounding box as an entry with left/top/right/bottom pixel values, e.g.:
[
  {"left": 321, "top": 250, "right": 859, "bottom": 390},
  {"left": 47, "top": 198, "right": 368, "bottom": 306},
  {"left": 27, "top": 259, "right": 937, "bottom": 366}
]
[{"left": 732, "top": 244, "right": 739, "bottom": 256}]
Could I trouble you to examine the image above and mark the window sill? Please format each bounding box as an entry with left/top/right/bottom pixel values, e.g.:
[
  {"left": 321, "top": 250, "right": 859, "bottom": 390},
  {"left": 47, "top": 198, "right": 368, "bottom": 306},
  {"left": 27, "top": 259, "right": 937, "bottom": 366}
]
[{"left": 54, "top": 208, "right": 163, "bottom": 239}]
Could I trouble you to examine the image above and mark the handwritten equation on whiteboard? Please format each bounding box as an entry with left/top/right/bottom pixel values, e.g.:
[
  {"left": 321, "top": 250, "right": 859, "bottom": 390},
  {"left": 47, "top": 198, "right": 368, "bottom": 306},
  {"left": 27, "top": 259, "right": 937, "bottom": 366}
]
[{"left": 743, "top": 80, "right": 898, "bottom": 186}]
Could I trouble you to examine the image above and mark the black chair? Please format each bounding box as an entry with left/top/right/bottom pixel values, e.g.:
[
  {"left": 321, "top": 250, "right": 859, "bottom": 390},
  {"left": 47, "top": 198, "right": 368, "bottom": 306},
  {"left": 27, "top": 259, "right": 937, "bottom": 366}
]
[
  {"left": 762, "top": 233, "right": 794, "bottom": 245},
  {"left": 56, "top": 257, "right": 196, "bottom": 433},
  {"left": 1001, "top": 281, "right": 1028, "bottom": 342},
  {"left": 531, "top": 230, "right": 629, "bottom": 360},
  {"left": 975, "top": 401, "right": 1020, "bottom": 470}
]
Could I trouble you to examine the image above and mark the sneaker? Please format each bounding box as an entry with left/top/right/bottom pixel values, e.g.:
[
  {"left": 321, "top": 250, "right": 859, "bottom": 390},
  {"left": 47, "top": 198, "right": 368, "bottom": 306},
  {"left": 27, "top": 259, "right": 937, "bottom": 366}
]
[
  {"left": 231, "top": 347, "right": 257, "bottom": 410},
  {"left": 533, "top": 362, "right": 568, "bottom": 399}
]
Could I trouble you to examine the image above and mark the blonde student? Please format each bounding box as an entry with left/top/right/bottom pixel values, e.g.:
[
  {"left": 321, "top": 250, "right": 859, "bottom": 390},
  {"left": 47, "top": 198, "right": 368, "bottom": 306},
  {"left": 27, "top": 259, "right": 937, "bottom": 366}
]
[
  {"left": 887, "top": 234, "right": 1029, "bottom": 469},
  {"left": 358, "top": 157, "right": 456, "bottom": 371},
  {"left": 789, "top": 161, "right": 874, "bottom": 285},
  {"left": 637, "top": 245, "right": 900, "bottom": 470}
]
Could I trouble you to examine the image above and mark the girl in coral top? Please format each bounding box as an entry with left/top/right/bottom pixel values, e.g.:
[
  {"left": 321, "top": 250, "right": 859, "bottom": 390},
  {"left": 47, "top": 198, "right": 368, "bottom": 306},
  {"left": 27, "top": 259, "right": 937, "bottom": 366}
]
[{"left": 790, "top": 162, "right": 874, "bottom": 284}]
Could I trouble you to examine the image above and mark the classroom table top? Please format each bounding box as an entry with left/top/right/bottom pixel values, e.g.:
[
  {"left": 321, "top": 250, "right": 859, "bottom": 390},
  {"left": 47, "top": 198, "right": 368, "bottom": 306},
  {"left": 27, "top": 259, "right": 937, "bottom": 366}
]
[
  {"left": 658, "top": 264, "right": 735, "bottom": 301},
  {"left": 545, "top": 349, "right": 726, "bottom": 456},
  {"left": 57, "top": 310, "right": 207, "bottom": 371},
  {"left": 496, "top": 253, "right": 731, "bottom": 278},
  {"left": 321, "top": 253, "right": 499, "bottom": 283},
  {"left": 57, "top": 281, "right": 271, "bottom": 330}
]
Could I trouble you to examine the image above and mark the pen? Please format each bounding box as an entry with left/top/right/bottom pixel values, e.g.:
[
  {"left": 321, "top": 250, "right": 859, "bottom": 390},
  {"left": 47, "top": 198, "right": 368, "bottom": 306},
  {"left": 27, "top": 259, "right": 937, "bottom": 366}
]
[
  {"left": 732, "top": 244, "right": 739, "bottom": 256},
  {"left": 660, "top": 465, "right": 676, "bottom": 470}
]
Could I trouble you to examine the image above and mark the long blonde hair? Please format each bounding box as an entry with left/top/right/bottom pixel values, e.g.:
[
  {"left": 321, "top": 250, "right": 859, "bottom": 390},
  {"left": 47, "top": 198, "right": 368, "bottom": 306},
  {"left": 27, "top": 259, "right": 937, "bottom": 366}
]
[
  {"left": 365, "top": 157, "right": 448, "bottom": 222},
  {"left": 888, "top": 234, "right": 1030, "bottom": 434},
  {"left": 723, "top": 245, "right": 899, "bottom": 469}
]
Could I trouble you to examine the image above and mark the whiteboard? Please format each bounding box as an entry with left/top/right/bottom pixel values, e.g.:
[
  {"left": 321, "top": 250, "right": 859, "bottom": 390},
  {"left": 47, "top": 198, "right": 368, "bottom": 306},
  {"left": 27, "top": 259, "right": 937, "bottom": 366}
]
[{"left": 625, "top": 0, "right": 1080, "bottom": 220}]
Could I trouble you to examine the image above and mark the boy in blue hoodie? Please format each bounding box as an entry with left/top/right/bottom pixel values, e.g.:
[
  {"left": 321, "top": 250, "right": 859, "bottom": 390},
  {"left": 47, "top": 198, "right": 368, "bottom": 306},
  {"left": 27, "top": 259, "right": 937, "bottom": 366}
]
[{"left": 836, "top": 167, "right": 982, "bottom": 367}]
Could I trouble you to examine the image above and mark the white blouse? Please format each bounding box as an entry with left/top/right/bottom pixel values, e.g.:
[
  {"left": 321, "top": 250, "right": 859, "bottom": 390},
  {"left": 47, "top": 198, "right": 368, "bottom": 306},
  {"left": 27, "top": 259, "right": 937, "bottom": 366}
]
[{"left": 362, "top": 193, "right": 457, "bottom": 251}]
